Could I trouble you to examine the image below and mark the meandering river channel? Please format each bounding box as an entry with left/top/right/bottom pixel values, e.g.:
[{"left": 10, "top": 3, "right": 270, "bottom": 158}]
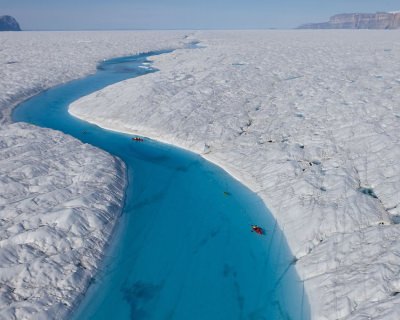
[{"left": 13, "top": 49, "right": 309, "bottom": 320}]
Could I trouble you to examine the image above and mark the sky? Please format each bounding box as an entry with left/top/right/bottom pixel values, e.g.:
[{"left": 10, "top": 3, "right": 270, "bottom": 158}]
[{"left": 1, "top": 0, "right": 399, "bottom": 30}]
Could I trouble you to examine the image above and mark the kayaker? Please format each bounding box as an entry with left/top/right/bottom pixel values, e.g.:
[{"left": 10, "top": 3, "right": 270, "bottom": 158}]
[
  {"left": 132, "top": 137, "right": 144, "bottom": 142},
  {"left": 251, "top": 225, "right": 264, "bottom": 235}
]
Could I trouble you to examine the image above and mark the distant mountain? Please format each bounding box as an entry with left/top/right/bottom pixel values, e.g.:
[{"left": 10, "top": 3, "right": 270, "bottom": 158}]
[
  {"left": 0, "top": 15, "right": 21, "bottom": 31},
  {"left": 298, "top": 11, "right": 400, "bottom": 29}
]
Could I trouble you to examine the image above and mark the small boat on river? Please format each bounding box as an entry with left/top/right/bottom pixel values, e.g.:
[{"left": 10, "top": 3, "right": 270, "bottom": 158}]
[
  {"left": 132, "top": 137, "right": 144, "bottom": 142},
  {"left": 251, "top": 225, "right": 265, "bottom": 235}
]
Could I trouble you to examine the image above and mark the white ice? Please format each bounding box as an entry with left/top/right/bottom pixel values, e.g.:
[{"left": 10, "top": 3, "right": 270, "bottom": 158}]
[
  {"left": 0, "top": 31, "right": 188, "bottom": 124},
  {"left": 0, "top": 123, "right": 126, "bottom": 319},
  {"left": 70, "top": 30, "right": 400, "bottom": 319}
]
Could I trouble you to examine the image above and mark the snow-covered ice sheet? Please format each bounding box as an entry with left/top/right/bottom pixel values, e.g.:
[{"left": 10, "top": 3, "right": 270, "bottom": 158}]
[
  {"left": 70, "top": 30, "right": 400, "bottom": 319},
  {"left": 0, "top": 31, "right": 188, "bottom": 124},
  {"left": 0, "top": 123, "right": 126, "bottom": 319}
]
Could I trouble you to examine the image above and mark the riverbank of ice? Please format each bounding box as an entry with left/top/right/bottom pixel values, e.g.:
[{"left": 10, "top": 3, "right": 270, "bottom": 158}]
[
  {"left": 70, "top": 30, "right": 400, "bottom": 319},
  {"left": 0, "top": 31, "right": 188, "bottom": 319},
  {"left": 0, "top": 123, "right": 126, "bottom": 319}
]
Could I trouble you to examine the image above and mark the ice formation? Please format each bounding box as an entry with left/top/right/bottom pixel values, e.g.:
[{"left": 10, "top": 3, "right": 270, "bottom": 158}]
[
  {"left": 70, "top": 30, "right": 400, "bottom": 319},
  {"left": 0, "top": 31, "right": 187, "bottom": 124},
  {"left": 0, "top": 123, "right": 126, "bottom": 319}
]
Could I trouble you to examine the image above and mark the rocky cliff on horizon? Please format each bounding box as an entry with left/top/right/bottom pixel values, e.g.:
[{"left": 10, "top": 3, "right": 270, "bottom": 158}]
[
  {"left": 298, "top": 11, "right": 400, "bottom": 29},
  {"left": 0, "top": 15, "right": 21, "bottom": 31}
]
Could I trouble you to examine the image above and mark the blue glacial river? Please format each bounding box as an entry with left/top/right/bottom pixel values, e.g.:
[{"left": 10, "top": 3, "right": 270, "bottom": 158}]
[{"left": 12, "top": 49, "right": 310, "bottom": 320}]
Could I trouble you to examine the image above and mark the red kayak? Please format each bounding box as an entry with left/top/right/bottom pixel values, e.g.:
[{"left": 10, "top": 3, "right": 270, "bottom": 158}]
[
  {"left": 132, "top": 137, "right": 144, "bottom": 142},
  {"left": 251, "top": 225, "right": 264, "bottom": 235}
]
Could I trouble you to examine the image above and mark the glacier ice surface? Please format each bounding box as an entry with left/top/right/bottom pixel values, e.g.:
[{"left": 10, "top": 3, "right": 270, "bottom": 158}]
[
  {"left": 0, "top": 123, "right": 126, "bottom": 319},
  {"left": 70, "top": 30, "right": 400, "bottom": 319}
]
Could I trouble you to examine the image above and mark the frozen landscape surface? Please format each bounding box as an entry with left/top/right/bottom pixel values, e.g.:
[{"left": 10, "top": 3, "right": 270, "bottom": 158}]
[
  {"left": 70, "top": 30, "right": 400, "bottom": 319},
  {"left": 0, "top": 123, "right": 126, "bottom": 319},
  {"left": 0, "top": 31, "right": 186, "bottom": 319},
  {"left": 0, "top": 31, "right": 187, "bottom": 124}
]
